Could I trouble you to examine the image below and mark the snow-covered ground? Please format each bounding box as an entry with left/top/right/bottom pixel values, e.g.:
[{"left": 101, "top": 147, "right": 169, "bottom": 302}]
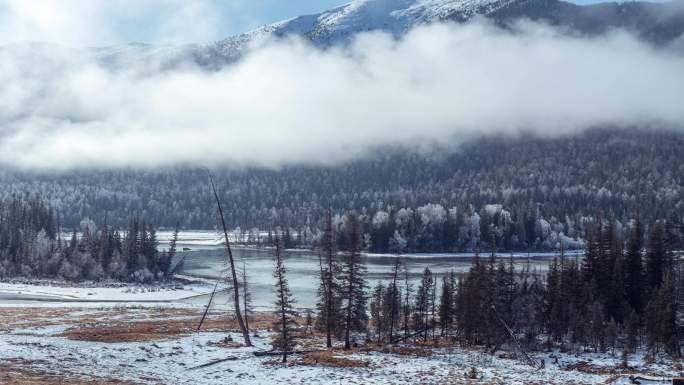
[
  {"left": 0, "top": 281, "right": 211, "bottom": 307},
  {"left": 0, "top": 306, "right": 679, "bottom": 385}
]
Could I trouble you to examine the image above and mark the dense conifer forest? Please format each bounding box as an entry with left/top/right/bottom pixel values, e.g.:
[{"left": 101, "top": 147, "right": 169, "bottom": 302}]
[
  {"left": 1, "top": 129, "right": 682, "bottom": 252},
  {"left": 0, "top": 196, "right": 176, "bottom": 282},
  {"left": 306, "top": 214, "right": 682, "bottom": 360}
]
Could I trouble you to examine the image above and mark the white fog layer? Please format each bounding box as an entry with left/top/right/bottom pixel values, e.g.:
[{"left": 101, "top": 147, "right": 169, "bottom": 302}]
[{"left": 0, "top": 21, "right": 682, "bottom": 170}]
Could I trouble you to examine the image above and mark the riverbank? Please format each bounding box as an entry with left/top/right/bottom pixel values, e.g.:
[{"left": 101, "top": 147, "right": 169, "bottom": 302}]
[
  {"left": 0, "top": 306, "right": 679, "bottom": 384},
  {"left": 0, "top": 279, "right": 212, "bottom": 307}
]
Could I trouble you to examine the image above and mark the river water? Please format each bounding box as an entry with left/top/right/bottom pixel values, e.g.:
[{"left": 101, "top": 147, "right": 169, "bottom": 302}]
[{"left": 176, "top": 246, "right": 572, "bottom": 311}]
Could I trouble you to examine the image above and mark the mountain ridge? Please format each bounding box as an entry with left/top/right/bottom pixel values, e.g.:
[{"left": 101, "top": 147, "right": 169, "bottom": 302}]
[{"left": 6, "top": 0, "right": 676, "bottom": 71}]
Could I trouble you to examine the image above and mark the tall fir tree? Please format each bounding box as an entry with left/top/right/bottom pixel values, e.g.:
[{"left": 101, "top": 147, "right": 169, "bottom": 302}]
[
  {"left": 315, "top": 212, "right": 341, "bottom": 348},
  {"left": 272, "top": 236, "right": 298, "bottom": 362},
  {"left": 341, "top": 214, "right": 368, "bottom": 349},
  {"left": 646, "top": 221, "right": 668, "bottom": 291},
  {"left": 625, "top": 217, "right": 645, "bottom": 313}
]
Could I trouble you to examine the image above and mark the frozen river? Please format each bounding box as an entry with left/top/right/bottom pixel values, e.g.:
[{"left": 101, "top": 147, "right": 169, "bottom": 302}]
[
  {"left": 175, "top": 245, "right": 575, "bottom": 310},
  {"left": 20, "top": 231, "right": 577, "bottom": 309}
]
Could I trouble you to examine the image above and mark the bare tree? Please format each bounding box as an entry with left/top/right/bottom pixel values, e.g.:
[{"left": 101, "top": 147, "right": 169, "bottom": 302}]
[
  {"left": 241, "top": 261, "right": 252, "bottom": 335},
  {"left": 388, "top": 257, "right": 402, "bottom": 343},
  {"left": 208, "top": 172, "right": 251, "bottom": 346}
]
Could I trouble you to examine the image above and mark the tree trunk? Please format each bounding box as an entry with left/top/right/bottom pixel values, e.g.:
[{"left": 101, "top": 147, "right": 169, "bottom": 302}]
[
  {"left": 323, "top": 213, "right": 335, "bottom": 349},
  {"left": 388, "top": 258, "right": 399, "bottom": 344},
  {"left": 209, "top": 173, "right": 251, "bottom": 347},
  {"left": 344, "top": 266, "right": 354, "bottom": 350}
]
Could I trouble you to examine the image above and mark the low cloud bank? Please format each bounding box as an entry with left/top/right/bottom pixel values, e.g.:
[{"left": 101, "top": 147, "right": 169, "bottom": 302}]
[{"left": 0, "top": 21, "right": 683, "bottom": 170}]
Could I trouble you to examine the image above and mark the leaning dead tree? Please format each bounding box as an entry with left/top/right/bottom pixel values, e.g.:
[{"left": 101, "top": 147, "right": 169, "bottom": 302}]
[
  {"left": 208, "top": 172, "right": 252, "bottom": 347},
  {"left": 490, "top": 305, "right": 541, "bottom": 369}
]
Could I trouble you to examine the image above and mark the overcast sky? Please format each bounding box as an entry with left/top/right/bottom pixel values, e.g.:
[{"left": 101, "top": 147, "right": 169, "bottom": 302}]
[{"left": 0, "top": 0, "right": 664, "bottom": 46}]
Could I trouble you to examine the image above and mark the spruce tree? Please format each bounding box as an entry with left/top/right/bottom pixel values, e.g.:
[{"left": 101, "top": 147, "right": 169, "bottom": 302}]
[
  {"left": 644, "top": 273, "right": 680, "bottom": 357},
  {"left": 646, "top": 221, "right": 668, "bottom": 290},
  {"left": 341, "top": 214, "right": 368, "bottom": 350},
  {"left": 414, "top": 267, "right": 434, "bottom": 341},
  {"left": 438, "top": 272, "right": 455, "bottom": 337},
  {"left": 272, "top": 236, "right": 298, "bottom": 362},
  {"left": 370, "top": 282, "right": 386, "bottom": 345},
  {"left": 402, "top": 265, "right": 413, "bottom": 340},
  {"left": 315, "top": 212, "right": 341, "bottom": 348},
  {"left": 387, "top": 257, "right": 402, "bottom": 343},
  {"left": 625, "top": 217, "right": 644, "bottom": 313}
]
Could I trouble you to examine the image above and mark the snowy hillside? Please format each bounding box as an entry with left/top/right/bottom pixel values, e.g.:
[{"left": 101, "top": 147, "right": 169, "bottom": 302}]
[
  {"left": 210, "top": 0, "right": 520, "bottom": 56},
  {"left": 5, "top": 0, "right": 682, "bottom": 70}
]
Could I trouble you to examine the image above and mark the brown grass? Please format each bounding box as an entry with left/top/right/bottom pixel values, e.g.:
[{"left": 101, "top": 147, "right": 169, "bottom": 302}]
[
  {"left": 0, "top": 306, "right": 286, "bottom": 343},
  {"left": 380, "top": 345, "right": 433, "bottom": 357},
  {"left": 56, "top": 312, "right": 279, "bottom": 343},
  {"left": 0, "top": 307, "right": 202, "bottom": 333},
  {"left": 0, "top": 359, "right": 139, "bottom": 385},
  {"left": 300, "top": 350, "right": 370, "bottom": 368}
]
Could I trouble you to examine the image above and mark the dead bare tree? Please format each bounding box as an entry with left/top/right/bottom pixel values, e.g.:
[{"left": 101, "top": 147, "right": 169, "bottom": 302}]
[
  {"left": 208, "top": 171, "right": 251, "bottom": 347},
  {"left": 321, "top": 211, "right": 337, "bottom": 348},
  {"left": 241, "top": 261, "right": 252, "bottom": 335},
  {"left": 388, "top": 257, "right": 401, "bottom": 344}
]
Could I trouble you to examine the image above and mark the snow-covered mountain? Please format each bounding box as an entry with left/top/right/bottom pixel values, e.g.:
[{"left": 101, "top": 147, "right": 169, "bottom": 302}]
[
  {"left": 172, "top": 0, "right": 684, "bottom": 69},
  {"left": 201, "top": 0, "right": 521, "bottom": 66},
  {"left": 110, "top": 0, "right": 521, "bottom": 70},
  {"left": 3, "top": 0, "right": 683, "bottom": 70}
]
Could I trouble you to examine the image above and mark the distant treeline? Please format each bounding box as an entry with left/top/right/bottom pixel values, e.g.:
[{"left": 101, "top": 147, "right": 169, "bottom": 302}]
[
  {"left": 2, "top": 129, "right": 683, "bottom": 252},
  {"left": 0, "top": 196, "right": 177, "bottom": 282}
]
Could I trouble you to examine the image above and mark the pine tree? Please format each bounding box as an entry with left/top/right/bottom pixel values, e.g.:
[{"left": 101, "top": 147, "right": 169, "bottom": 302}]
[
  {"left": 546, "top": 258, "right": 565, "bottom": 343},
  {"left": 646, "top": 221, "right": 668, "bottom": 291},
  {"left": 402, "top": 265, "right": 413, "bottom": 340},
  {"left": 582, "top": 224, "right": 602, "bottom": 289},
  {"left": 163, "top": 224, "right": 179, "bottom": 277},
  {"left": 438, "top": 272, "right": 455, "bottom": 337},
  {"left": 272, "top": 236, "right": 298, "bottom": 362},
  {"left": 370, "top": 282, "right": 386, "bottom": 345},
  {"left": 341, "top": 214, "right": 368, "bottom": 350},
  {"left": 605, "top": 318, "right": 619, "bottom": 355},
  {"left": 414, "top": 267, "right": 434, "bottom": 341},
  {"left": 587, "top": 301, "right": 606, "bottom": 352},
  {"left": 387, "top": 257, "right": 402, "bottom": 343},
  {"left": 315, "top": 212, "right": 341, "bottom": 348},
  {"left": 644, "top": 273, "right": 680, "bottom": 357},
  {"left": 625, "top": 309, "right": 640, "bottom": 354},
  {"left": 625, "top": 217, "right": 644, "bottom": 313}
]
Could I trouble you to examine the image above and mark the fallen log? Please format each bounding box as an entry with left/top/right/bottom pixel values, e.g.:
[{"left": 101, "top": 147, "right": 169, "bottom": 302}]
[
  {"left": 188, "top": 356, "right": 239, "bottom": 370},
  {"left": 253, "top": 349, "right": 325, "bottom": 357},
  {"left": 628, "top": 375, "right": 673, "bottom": 384},
  {"left": 389, "top": 326, "right": 434, "bottom": 344}
]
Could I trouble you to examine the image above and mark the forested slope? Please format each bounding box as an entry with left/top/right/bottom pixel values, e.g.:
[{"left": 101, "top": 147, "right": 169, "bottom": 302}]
[{"left": 1, "top": 129, "right": 682, "bottom": 252}]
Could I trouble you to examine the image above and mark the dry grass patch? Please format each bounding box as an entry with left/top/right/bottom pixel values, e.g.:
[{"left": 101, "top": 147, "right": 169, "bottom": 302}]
[
  {"left": 261, "top": 350, "right": 369, "bottom": 368},
  {"left": 0, "top": 358, "right": 138, "bottom": 385},
  {"left": 381, "top": 345, "right": 433, "bottom": 357},
  {"left": 0, "top": 307, "right": 77, "bottom": 330},
  {"left": 57, "top": 318, "right": 226, "bottom": 342},
  {"left": 298, "top": 350, "right": 370, "bottom": 368},
  {"left": 57, "top": 312, "right": 279, "bottom": 343}
]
